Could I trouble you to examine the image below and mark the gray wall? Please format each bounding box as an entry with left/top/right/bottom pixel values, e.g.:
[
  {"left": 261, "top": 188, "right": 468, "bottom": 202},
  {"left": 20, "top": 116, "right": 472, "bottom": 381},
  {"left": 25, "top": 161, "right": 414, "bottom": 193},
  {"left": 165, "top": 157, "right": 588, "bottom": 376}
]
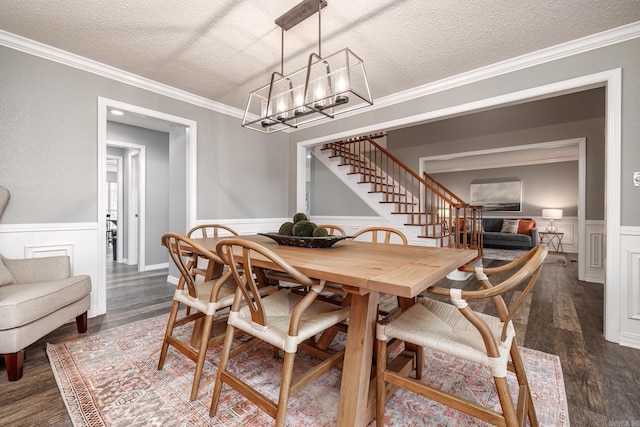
[
  {"left": 2, "top": 36, "right": 639, "bottom": 232},
  {"left": 306, "top": 89, "right": 602, "bottom": 220},
  {"left": 0, "top": 45, "right": 290, "bottom": 229},
  {"left": 309, "top": 155, "right": 376, "bottom": 216},
  {"left": 431, "top": 161, "right": 579, "bottom": 218},
  {"left": 387, "top": 89, "right": 604, "bottom": 220},
  {"left": 291, "top": 38, "right": 638, "bottom": 223}
]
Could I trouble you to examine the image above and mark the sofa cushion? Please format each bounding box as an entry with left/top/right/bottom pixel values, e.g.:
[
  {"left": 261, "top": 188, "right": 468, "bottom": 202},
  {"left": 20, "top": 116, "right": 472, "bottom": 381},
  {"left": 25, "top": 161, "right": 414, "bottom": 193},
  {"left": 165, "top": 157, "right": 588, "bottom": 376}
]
[
  {"left": 500, "top": 219, "right": 520, "bottom": 234},
  {"left": 0, "top": 275, "right": 92, "bottom": 330},
  {"left": 483, "top": 218, "right": 503, "bottom": 232},
  {"left": 483, "top": 232, "right": 534, "bottom": 249},
  {"left": 517, "top": 218, "right": 537, "bottom": 236},
  {"left": 0, "top": 256, "right": 16, "bottom": 287}
]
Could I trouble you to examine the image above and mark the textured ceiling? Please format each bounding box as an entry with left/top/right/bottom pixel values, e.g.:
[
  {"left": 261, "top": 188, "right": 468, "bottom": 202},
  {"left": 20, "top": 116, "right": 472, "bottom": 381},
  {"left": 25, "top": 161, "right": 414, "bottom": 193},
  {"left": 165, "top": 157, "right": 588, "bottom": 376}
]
[{"left": 1, "top": 1, "right": 639, "bottom": 113}]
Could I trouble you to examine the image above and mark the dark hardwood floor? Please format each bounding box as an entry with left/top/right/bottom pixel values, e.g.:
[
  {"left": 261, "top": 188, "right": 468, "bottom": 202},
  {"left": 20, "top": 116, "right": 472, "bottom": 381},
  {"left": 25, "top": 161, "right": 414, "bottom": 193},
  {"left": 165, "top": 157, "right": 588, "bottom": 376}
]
[
  {"left": 0, "top": 252, "right": 175, "bottom": 427},
  {"left": 1, "top": 251, "right": 639, "bottom": 426}
]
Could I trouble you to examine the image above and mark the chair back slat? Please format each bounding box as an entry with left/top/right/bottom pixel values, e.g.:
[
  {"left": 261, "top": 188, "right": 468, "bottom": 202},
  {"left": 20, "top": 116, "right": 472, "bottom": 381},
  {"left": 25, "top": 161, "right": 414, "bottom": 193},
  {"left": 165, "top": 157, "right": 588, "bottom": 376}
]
[
  {"left": 217, "top": 238, "right": 315, "bottom": 329},
  {"left": 430, "top": 244, "right": 548, "bottom": 344},
  {"left": 162, "top": 232, "right": 226, "bottom": 299},
  {"left": 351, "top": 226, "right": 408, "bottom": 245},
  {"left": 187, "top": 224, "right": 239, "bottom": 239}
]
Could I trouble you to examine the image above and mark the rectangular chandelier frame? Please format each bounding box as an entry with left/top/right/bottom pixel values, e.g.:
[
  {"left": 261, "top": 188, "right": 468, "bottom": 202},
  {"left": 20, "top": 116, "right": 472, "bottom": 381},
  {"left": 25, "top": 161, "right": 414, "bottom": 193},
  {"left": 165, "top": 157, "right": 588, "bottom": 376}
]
[{"left": 241, "top": 0, "right": 373, "bottom": 134}]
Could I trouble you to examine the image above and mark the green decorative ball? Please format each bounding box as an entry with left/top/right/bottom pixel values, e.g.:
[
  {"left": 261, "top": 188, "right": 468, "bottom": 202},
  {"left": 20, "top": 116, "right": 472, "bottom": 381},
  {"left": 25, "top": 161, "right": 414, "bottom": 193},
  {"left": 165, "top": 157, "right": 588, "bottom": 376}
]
[
  {"left": 312, "top": 227, "right": 329, "bottom": 237},
  {"left": 279, "top": 221, "right": 295, "bottom": 236},
  {"left": 293, "top": 212, "right": 308, "bottom": 223},
  {"left": 292, "top": 220, "right": 315, "bottom": 237}
]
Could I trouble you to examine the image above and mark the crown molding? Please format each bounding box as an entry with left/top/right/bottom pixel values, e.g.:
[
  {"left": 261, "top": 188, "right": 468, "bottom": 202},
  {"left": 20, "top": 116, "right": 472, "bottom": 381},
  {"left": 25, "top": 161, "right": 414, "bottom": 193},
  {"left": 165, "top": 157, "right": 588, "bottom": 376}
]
[
  {"left": 362, "top": 21, "right": 640, "bottom": 112},
  {"left": 0, "top": 29, "right": 245, "bottom": 119},
  {"left": 1, "top": 21, "right": 638, "bottom": 123}
]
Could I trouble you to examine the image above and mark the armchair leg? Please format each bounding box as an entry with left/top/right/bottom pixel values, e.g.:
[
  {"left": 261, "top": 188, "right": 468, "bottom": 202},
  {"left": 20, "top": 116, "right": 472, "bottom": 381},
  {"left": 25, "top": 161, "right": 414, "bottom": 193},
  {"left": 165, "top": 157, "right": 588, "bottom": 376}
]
[
  {"left": 76, "top": 312, "right": 88, "bottom": 333},
  {"left": 4, "top": 350, "right": 25, "bottom": 381}
]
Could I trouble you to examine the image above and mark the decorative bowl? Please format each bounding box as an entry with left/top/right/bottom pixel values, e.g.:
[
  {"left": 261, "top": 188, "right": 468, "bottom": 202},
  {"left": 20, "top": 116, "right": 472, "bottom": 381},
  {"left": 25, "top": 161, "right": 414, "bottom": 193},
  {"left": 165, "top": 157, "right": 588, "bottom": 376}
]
[{"left": 258, "top": 233, "right": 350, "bottom": 248}]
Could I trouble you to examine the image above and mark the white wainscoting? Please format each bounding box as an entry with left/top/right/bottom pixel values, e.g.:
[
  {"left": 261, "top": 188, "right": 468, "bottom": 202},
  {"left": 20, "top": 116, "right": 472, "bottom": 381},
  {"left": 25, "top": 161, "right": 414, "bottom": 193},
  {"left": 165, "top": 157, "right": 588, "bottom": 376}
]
[
  {"left": 585, "top": 220, "right": 605, "bottom": 284},
  {"left": 0, "top": 217, "right": 612, "bottom": 331},
  {"left": 0, "top": 223, "right": 99, "bottom": 317},
  {"left": 620, "top": 226, "right": 640, "bottom": 349}
]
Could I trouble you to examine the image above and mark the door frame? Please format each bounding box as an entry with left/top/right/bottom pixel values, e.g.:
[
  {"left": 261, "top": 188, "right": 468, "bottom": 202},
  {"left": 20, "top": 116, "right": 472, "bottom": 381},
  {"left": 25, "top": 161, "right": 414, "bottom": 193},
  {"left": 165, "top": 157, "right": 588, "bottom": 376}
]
[
  {"left": 418, "top": 138, "right": 588, "bottom": 281},
  {"left": 296, "top": 69, "right": 622, "bottom": 342},
  {"left": 97, "top": 97, "right": 198, "bottom": 316}
]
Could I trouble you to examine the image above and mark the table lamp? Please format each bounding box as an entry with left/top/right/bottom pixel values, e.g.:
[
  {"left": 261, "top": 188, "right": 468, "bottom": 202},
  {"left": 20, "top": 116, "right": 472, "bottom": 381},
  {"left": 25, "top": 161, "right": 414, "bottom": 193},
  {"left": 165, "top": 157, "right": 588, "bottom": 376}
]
[{"left": 542, "top": 208, "right": 563, "bottom": 232}]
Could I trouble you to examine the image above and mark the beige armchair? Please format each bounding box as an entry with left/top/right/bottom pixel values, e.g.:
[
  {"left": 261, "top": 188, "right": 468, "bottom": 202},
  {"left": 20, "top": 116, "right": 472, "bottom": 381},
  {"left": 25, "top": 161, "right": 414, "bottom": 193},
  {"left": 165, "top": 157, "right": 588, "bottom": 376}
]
[{"left": 0, "top": 185, "right": 92, "bottom": 381}]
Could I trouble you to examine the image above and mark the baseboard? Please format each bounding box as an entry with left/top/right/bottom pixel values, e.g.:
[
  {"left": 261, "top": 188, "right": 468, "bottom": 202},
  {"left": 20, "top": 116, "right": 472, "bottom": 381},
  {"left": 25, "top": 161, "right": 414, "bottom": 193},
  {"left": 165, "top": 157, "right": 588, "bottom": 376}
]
[
  {"left": 618, "top": 332, "right": 640, "bottom": 350},
  {"left": 144, "top": 262, "right": 169, "bottom": 271}
]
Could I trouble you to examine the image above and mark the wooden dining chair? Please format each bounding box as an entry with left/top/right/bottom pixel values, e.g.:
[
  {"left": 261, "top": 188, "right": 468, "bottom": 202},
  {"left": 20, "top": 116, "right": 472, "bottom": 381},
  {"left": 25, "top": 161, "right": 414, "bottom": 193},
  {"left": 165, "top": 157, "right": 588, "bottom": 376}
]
[
  {"left": 210, "top": 238, "right": 351, "bottom": 427},
  {"left": 351, "top": 226, "right": 408, "bottom": 313},
  {"left": 316, "top": 223, "right": 346, "bottom": 236},
  {"left": 375, "top": 244, "right": 548, "bottom": 427},
  {"left": 314, "top": 226, "right": 409, "bottom": 350},
  {"left": 186, "top": 224, "right": 239, "bottom": 282},
  {"left": 158, "top": 232, "right": 272, "bottom": 401}
]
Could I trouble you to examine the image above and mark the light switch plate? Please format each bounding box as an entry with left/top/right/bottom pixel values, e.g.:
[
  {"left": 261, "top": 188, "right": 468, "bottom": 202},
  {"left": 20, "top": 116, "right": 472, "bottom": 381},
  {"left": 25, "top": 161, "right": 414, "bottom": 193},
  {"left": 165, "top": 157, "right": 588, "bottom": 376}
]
[{"left": 634, "top": 172, "right": 640, "bottom": 187}]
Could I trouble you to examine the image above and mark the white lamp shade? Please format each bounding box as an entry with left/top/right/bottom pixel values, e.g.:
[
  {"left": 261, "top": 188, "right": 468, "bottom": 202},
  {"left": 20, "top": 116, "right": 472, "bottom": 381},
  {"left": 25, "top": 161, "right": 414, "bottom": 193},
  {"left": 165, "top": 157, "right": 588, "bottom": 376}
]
[{"left": 542, "top": 208, "right": 563, "bottom": 220}]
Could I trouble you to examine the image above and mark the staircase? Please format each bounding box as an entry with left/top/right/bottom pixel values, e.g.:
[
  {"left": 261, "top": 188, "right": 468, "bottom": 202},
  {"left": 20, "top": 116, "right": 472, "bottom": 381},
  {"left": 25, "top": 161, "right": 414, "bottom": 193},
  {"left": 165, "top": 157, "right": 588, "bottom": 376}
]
[{"left": 315, "top": 134, "right": 483, "bottom": 257}]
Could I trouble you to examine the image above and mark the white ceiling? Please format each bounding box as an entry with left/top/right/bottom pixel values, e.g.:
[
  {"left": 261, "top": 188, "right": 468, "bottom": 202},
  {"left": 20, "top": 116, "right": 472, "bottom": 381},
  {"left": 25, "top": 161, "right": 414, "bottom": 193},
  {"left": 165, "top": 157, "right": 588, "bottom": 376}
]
[{"left": 1, "top": 1, "right": 639, "bottom": 117}]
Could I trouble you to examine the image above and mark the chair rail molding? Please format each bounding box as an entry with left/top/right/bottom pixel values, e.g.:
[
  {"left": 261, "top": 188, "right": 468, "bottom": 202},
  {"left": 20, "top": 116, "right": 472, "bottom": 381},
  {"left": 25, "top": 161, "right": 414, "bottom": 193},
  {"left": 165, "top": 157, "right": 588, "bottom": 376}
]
[{"left": 0, "top": 222, "right": 99, "bottom": 318}]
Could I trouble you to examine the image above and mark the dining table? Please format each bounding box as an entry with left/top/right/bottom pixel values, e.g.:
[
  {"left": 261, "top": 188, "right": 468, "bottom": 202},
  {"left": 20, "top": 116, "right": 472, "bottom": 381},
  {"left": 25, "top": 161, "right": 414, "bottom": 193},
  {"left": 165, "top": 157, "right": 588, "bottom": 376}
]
[{"left": 194, "top": 234, "right": 477, "bottom": 427}]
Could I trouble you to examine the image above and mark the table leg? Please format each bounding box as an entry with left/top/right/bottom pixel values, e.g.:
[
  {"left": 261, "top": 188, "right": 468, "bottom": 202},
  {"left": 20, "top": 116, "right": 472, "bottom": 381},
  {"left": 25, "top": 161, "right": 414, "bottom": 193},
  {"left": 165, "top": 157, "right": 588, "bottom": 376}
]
[{"left": 337, "top": 290, "right": 379, "bottom": 427}]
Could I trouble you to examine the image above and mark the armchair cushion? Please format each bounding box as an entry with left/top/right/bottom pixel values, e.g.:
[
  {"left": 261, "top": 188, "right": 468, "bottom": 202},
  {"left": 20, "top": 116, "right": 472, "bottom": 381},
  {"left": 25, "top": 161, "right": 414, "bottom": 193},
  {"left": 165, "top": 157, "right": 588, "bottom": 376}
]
[
  {"left": 0, "top": 275, "right": 91, "bottom": 330},
  {"left": 0, "top": 257, "right": 17, "bottom": 287},
  {"left": 0, "top": 254, "right": 91, "bottom": 356},
  {"left": 2, "top": 255, "right": 71, "bottom": 283}
]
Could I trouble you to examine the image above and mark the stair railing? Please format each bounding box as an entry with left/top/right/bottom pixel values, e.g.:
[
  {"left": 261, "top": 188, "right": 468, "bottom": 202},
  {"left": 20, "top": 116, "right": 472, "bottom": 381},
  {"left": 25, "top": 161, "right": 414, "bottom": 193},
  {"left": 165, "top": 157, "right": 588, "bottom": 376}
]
[{"left": 322, "top": 134, "right": 483, "bottom": 254}]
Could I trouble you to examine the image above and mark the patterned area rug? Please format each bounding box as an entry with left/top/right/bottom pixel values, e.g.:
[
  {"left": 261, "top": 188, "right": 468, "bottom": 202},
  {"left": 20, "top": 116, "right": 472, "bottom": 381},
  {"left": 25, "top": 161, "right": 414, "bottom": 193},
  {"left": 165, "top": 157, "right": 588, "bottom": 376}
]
[
  {"left": 47, "top": 313, "right": 569, "bottom": 426},
  {"left": 483, "top": 247, "right": 567, "bottom": 265}
]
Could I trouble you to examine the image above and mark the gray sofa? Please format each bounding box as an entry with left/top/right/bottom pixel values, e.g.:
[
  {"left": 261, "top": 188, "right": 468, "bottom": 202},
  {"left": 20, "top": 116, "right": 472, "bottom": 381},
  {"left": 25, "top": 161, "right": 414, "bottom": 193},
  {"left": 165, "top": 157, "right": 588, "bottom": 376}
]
[{"left": 481, "top": 218, "right": 538, "bottom": 250}]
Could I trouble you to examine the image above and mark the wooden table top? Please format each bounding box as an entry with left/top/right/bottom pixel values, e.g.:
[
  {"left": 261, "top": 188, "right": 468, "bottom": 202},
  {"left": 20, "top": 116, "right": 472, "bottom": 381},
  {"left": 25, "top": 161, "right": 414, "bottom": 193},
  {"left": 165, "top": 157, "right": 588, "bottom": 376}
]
[{"left": 195, "top": 234, "right": 477, "bottom": 298}]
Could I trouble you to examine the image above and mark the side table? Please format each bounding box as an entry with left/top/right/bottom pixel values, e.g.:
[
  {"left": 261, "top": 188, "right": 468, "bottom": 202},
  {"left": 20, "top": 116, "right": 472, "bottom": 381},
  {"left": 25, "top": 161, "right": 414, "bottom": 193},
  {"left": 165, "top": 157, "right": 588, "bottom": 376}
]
[{"left": 539, "top": 231, "right": 566, "bottom": 266}]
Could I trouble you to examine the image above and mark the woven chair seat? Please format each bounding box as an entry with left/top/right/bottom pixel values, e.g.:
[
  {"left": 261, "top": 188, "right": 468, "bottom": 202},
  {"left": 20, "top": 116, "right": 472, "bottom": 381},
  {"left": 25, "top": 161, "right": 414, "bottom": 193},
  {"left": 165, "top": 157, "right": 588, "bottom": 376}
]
[
  {"left": 230, "top": 288, "right": 350, "bottom": 352},
  {"left": 375, "top": 244, "right": 548, "bottom": 427},
  {"left": 174, "top": 274, "right": 237, "bottom": 316},
  {"left": 378, "top": 297, "right": 514, "bottom": 373}
]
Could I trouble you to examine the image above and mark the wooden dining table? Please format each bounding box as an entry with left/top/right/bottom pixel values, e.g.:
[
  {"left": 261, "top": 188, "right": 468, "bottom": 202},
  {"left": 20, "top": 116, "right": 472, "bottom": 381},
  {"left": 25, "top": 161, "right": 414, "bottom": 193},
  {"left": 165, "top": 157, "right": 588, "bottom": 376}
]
[{"left": 194, "top": 234, "right": 477, "bottom": 427}]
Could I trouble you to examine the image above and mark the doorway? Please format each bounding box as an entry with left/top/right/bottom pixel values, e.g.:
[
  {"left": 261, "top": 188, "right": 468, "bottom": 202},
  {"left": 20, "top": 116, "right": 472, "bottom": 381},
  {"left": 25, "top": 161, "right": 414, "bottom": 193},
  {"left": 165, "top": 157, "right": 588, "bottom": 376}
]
[
  {"left": 296, "top": 69, "right": 621, "bottom": 342},
  {"left": 106, "top": 142, "right": 145, "bottom": 268},
  {"left": 106, "top": 155, "right": 124, "bottom": 263},
  {"left": 96, "top": 97, "right": 198, "bottom": 316}
]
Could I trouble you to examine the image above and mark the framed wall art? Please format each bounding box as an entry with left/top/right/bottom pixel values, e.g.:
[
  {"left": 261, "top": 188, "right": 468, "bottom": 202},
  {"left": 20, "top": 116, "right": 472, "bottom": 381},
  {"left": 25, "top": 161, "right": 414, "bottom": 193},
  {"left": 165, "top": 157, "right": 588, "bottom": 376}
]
[{"left": 470, "top": 178, "right": 522, "bottom": 212}]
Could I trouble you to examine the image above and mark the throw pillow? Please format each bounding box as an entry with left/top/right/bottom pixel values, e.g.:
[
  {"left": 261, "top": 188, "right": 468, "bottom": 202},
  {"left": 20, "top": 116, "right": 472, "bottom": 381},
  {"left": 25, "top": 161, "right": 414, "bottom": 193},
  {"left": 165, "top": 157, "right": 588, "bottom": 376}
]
[
  {"left": 0, "top": 255, "right": 17, "bottom": 287},
  {"left": 500, "top": 219, "right": 520, "bottom": 234},
  {"left": 517, "top": 218, "right": 537, "bottom": 236}
]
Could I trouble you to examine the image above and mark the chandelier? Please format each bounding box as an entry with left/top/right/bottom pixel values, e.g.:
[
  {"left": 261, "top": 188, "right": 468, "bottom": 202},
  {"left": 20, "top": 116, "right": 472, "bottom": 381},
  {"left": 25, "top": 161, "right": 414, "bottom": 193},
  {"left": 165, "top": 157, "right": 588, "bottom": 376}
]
[{"left": 242, "top": 0, "right": 373, "bottom": 134}]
